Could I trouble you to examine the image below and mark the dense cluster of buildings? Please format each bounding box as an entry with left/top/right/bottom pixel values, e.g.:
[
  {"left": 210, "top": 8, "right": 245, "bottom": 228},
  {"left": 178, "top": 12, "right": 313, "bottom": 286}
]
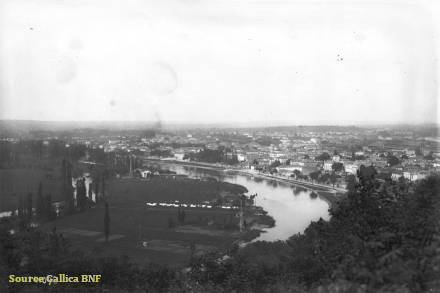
[{"left": 72, "top": 126, "right": 440, "bottom": 188}]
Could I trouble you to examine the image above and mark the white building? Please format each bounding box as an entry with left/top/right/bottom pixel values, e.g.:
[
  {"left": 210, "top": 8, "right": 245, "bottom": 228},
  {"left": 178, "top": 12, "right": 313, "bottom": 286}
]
[
  {"left": 391, "top": 172, "right": 403, "bottom": 181},
  {"left": 323, "top": 161, "right": 333, "bottom": 172},
  {"left": 139, "top": 170, "right": 151, "bottom": 178},
  {"left": 174, "top": 153, "right": 185, "bottom": 161},
  {"left": 237, "top": 154, "right": 246, "bottom": 162},
  {"left": 403, "top": 171, "right": 427, "bottom": 182},
  {"left": 345, "top": 163, "right": 359, "bottom": 175},
  {"left": 332, "top": 155, "right": 341, "bottom": 162}
]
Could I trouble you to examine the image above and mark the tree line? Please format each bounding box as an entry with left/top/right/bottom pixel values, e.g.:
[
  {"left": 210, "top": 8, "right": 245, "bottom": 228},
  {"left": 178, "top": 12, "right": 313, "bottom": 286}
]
[{"left": 1, "top": 168, "right": 439, "bottom": 292}]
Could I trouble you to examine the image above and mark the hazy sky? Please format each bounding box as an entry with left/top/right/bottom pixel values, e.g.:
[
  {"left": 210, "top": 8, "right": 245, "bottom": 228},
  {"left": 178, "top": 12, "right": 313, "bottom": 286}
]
[{"left": 0, "top": 0, "right": 439, "bottom": 125}]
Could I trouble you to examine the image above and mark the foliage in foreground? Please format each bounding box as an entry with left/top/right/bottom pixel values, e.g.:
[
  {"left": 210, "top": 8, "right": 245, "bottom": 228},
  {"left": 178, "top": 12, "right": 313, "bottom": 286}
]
[{"left": 0, "top": 173, "right": 439, "bottom": 292}]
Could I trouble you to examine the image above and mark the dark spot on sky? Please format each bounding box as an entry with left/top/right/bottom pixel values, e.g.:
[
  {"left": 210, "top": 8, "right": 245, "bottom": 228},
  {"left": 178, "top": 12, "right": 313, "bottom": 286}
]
[
  {"left": 109, "top": 100, "right": 116, "bottom": 107},
  {"left": 30, "top": 27, "right": 33, "bottom": 30}
]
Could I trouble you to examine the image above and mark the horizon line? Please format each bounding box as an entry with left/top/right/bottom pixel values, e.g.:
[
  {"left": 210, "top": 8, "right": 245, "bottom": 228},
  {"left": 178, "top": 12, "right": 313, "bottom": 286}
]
[{"left": 0, "top": 118, "right": 439, "bottom": 127}]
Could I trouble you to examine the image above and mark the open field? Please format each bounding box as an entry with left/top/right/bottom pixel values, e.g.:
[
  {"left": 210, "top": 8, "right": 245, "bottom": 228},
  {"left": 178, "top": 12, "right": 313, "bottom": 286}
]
[
  {"left": 40, "top": 177, "right": 265, "bottom": 266},
  {"left": 107, "top": 176, "right": 247, "bottom": 205},
  {"left": 41, "top": 204, "right": 243, "bottom": 266}
]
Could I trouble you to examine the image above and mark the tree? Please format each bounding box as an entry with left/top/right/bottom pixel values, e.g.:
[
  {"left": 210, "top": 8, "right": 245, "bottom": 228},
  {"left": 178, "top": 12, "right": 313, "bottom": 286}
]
[
  {"left": 185, "top": 148, "right": 226, "bottom": 164},
  {"left": 345, "top": 174, "right": 357, "bottom": 191},
  {"left": 26, "top": 193, "right": 33, "bottom": 221},
  {"left": 94, "top": 176, "right": 100, "bottom": 204},
  {"left": 88, "top": 182, "right": 93, "bottom": 201},
  {"left": 76, "top": 178, "right": 87, "bottom": 211},
  {"left": 36, "top": 182, "right": 44, "bottom": 219},
  {"left": 18, "top": 195, "right": 26, "bottom": 229},
  {"left": 227, "top": 154, "right": 239, "bottom": 165},
  {"left": 387, "top": 154, "right": 400, "bottom": 166},
  {"left": 181, "top": 210, "right": 186, "bottom": 224},
  {"left": 177, "top": 206, "right": 186, "bottom": 224},
  {"left": 101, "top": 174, "right": 106, "bottom": 200},
  {"left": 357, "top": 165, "right": 378, "bottom": 187},
  {"left": 319, "top": 173, "right": 330, "bottom": 184},
  {"left": 309, "top": 171, "right": 321, "bottom": 182},
  {"left": 330, "top": 172, "right": 337, "bottom": 187},
  {"left": 62, "top": 159, "right": 74, "bottom": 213},
  {"left": 269, "top": 160, "right": 281, "bottom": 168},
  {"left": 104, "top": 202, "right": 110, "bottom": 243},
  {"left": 45, "top": 194, "right": 55, "bottom": 220},
  {"left": 331, "top": 162, "right": 344, "bottom": 172},
  {"left": 315, "top": 152, "right": 331, "bottom": 161}
]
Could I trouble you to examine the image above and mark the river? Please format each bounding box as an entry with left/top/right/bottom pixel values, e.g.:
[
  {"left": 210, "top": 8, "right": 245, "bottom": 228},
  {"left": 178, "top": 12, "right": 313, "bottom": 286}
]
[{"left": 157, "top": 163, "right": 331, "bottom": 242}]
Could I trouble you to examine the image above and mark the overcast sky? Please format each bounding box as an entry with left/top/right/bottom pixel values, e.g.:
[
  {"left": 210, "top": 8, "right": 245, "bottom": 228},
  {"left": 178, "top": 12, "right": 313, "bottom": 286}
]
[{"left": 0, "top": 0, "right": 439, "bottom": 125}]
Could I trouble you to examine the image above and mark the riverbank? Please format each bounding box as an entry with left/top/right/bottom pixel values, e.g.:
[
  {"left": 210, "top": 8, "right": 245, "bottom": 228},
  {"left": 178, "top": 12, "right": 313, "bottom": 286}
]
[{"left": 144, "top": 158, "right": 346, "bottom": 207}]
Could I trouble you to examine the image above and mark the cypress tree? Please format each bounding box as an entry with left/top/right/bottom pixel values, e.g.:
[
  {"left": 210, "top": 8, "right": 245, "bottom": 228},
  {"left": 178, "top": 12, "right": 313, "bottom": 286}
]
[
  {"left": 18, "top": 195, "right": 24, "bottom": 219},
  {"left": 88, "top": 182, "right": 93, "bottom": 200},
  {"left": 101, "top": 174, "right": 106, "bottom": 200},
  {"left": 45, "top": 194, "right": 54, "bottom": 220},
  {"left": 94, "top": 175, "right": 100, "bottom": 204},
  {"left": 36, "top": 182, "right": 44, "bottom": 219},
  {"left": 26, "top": 193, "right": 33, "bottom": 221},
  {"left": 104, "top": 202, "right": 110, "bottom": 243},
  {"left": 76, "top": 178, "right": 87, "bottom": 210}
]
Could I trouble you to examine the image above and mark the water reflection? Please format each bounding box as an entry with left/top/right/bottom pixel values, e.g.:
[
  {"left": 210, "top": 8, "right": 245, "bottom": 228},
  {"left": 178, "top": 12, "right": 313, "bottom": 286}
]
[
  {"left": 292, "top": 185, "right": 308, "bottom": 196},
  {"left": 158, "top": 163, "right": 330, "bottom": 241},
  {"left": 309, "top": 192, "right": 318, "bottom": 200}
]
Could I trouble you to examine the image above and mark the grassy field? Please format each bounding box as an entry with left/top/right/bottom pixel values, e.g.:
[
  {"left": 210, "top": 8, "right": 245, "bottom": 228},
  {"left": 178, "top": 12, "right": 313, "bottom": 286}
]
[
  {"left": 40, "top": 177, "right": 259, "bottom": 266},
  {"left": 107, "top": 177, "right": 247, "bottom": 205},
  {"left": 43, "top": 205, "right": 240, "bottom": 266}
]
